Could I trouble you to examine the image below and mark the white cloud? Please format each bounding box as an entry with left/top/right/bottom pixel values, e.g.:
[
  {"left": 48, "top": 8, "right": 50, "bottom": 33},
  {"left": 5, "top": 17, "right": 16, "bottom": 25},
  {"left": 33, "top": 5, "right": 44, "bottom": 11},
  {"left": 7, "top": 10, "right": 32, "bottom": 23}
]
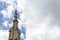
[
  {"left": 0, "top": 30, "right": 9, "bottom": 40},
  {"left": 0, "top": 0, "right": 14, "bottom": 19},
  {"left": 20, "top": 0, "right": 60, "bottom": 40},
  {"left": 1, "top": 0, "right": 60, "bottom": 40},
  {"left": 3, "top": 21, "right": 8, "bottom": 27},
  {"left": 25, "top": 22, "right": 60, "bottom": 40},
  {"left": 3, "top": 21, "right": 13, "bottom": 28},
  {"left": 21, "top": 33, "right": 25, "bottom": 39},
  {"left": 1, "top": 6, "right": 13, "bottom": 19}
]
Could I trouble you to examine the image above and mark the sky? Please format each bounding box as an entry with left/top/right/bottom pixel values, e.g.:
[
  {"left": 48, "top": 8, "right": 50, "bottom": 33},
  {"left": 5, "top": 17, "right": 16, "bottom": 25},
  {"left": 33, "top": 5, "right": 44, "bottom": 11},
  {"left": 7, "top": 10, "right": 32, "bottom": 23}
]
[{"left": 0, "top": 0, "right": 60, "bottom": 40}]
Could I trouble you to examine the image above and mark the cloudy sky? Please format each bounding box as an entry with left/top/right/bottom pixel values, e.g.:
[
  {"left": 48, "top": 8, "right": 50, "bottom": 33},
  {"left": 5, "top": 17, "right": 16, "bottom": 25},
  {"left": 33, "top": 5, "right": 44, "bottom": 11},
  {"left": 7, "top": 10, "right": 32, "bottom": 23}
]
[{"left": 0, "top": 0, "right": 60, "bottom": 40}]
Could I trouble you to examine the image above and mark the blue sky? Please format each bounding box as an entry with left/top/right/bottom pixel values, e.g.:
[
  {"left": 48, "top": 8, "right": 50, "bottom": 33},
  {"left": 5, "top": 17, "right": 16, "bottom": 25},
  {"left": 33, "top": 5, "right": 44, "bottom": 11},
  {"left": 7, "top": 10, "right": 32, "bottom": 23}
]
[
  {"left": 0, "top": 1, "right": 8, "bottom": 30},
  {"left": 0, "top": 0, "right": 60, "bottom": 40}
]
